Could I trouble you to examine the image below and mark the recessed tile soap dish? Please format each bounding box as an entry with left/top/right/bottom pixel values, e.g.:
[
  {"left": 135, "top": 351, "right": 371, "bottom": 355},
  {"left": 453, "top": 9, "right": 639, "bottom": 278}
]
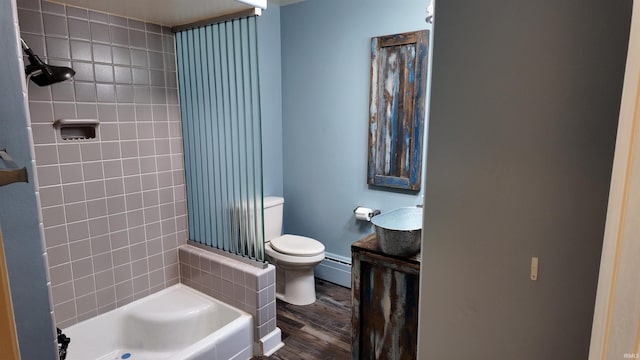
[{"left": 53, "top": 119, "right": 99, "bottom": 141}]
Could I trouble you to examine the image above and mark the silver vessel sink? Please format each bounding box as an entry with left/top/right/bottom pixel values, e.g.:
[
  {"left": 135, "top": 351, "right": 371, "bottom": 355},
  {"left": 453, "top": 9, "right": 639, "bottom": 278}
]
[{"left": 371, "top": 207, "right": 422, "bottom": 256}]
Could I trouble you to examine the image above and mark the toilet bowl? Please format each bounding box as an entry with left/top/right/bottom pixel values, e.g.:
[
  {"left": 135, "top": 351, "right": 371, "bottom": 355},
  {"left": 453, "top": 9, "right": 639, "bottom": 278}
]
[
  {"left": 263, "top": 197, "right": 325, "bottom": 305},
  {"left": 265, "top": 235, "right": 325, "bottom": 305}
]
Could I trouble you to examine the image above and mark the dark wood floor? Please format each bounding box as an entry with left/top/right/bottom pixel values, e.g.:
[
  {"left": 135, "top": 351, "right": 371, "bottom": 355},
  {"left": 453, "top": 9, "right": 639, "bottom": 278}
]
[{"left": 253, "top": 279, "right": 352, "bottom": 360}]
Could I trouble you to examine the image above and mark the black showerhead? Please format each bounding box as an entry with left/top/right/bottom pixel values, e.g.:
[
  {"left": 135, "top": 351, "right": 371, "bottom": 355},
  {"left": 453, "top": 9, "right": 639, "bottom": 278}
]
[{"left": 21, "top": 39, "right": 75, "bottom": 86}]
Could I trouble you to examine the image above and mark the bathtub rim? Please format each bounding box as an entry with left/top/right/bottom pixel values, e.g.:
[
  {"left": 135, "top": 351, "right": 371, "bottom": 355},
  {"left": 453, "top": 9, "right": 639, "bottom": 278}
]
[{"left": 63, "top": 283, "right": 254, "bottom": 360}]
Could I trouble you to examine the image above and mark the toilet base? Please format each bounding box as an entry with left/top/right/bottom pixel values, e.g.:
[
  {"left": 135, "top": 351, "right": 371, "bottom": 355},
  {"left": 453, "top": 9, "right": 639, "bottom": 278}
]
[{"left": 275, "top": 266, "right": 317, "bottom": 306}]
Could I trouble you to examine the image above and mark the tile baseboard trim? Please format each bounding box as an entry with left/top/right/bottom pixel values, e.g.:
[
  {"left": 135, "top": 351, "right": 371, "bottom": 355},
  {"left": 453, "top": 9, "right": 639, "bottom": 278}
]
[{"left": 258, "top": 327, "right": 284, "bottom": 357}]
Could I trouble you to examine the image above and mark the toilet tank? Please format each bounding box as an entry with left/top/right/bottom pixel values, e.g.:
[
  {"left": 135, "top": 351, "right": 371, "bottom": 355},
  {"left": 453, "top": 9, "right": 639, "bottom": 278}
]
[{"left": 263, "top": 196, "right": 284, "bottom": 241}]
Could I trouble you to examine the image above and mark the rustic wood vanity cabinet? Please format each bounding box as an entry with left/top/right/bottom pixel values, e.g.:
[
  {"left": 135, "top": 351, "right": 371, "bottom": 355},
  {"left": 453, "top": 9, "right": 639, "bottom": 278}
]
[{"left": 351, "top": 233, "right": 420, "bottom": 359}]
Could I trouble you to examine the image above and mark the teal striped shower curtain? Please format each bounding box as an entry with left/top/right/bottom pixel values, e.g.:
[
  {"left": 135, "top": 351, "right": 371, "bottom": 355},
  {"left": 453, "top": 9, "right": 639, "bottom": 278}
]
[{"left": 175, "top": 15, "right": 264, "bottom": 262}]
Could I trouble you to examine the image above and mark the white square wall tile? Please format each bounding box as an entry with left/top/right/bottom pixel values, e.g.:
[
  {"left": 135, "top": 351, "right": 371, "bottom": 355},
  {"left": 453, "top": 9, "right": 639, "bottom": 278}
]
[
  {"left": 37, "top": 165, "right": 61, "bottom": 187},
  {"left": 233, "top": 283, "right": 245, "bottom": 304},
  {"left": 257, "top": 286, "right": 270, "bottom": 308},
  {"left": 256, "top": 271, "right": 269, "bottom": 291},
  {"left": 60, "top": 164, "right": 84, "bottom": 183},
  {"left": 232, "top": 267, "right": 245, "bottom": 286}
]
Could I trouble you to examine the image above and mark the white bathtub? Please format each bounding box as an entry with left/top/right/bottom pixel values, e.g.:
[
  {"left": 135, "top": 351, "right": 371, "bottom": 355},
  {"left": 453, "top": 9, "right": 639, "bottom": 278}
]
[{"left": 64, "top": 284, "right": 253, "bottom": 360}]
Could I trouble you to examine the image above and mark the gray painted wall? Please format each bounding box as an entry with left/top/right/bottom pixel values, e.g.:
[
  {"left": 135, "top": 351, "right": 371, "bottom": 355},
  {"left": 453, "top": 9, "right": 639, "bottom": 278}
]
[
  {"left": 0, "top": 1, "right": 56, "bottom": 358},
  {"left": 258, "top": 5, "right": 284, "bottom": 197},
  {"left": 418, "top": 1, "right": 632, "bottom": 359},
  {"left": 280, "top": 0, "right": 430, "bottom": 258}
]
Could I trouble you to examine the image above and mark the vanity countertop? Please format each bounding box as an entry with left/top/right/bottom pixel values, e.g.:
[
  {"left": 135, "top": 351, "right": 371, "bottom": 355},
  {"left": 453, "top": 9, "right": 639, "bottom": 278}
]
[{"left": 351, "top": 232, "right": 421, "bottom": 264}]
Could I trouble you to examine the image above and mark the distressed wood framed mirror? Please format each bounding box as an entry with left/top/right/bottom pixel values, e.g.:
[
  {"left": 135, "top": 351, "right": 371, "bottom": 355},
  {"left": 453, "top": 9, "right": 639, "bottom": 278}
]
[{"left": 367, "top": 30, "right": 429, "bottom": 191}]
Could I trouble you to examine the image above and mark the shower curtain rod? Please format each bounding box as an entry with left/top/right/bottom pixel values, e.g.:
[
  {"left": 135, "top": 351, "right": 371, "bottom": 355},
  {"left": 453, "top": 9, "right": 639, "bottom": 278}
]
[{"left": 171, "top": 7, "right": 261, "bottom": 33}]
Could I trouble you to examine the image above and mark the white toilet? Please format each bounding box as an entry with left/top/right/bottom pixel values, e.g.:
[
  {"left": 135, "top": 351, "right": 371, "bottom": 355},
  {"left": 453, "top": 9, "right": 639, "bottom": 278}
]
[{"left": 263, "top": 196, "right": 325, "bottom": 305}]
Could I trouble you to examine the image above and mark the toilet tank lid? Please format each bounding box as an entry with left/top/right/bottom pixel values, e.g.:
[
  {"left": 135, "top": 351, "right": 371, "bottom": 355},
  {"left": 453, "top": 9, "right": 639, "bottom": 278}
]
[
  {"left": 270, "top": 235, "right": 325, "bottom": 256},
  {"left": 263, "top": 196, "right": 284, "bottom": 208}
]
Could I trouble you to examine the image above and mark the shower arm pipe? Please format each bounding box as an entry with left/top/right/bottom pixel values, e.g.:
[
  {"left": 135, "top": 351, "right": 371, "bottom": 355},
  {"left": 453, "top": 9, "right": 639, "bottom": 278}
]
[
  {"left": 21, "top": 38, "right": 46, "bottom": 72},
  {"left": 20, "top": 38, "right": 41, "bottom": 66},
  {"left": 20, "top": 39, "right": 43, "bottom": 78},
  {"left": 20, "top": 38, "right": 29, "bottom": 51}
]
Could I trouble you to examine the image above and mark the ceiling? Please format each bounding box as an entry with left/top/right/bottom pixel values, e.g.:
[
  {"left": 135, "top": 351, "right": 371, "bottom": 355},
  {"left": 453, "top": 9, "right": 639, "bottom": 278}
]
[
  {"left": 49, "top": 0, "right": 303, "bottom": 27},
  {"left": 268, "top": 0, "right": 303, "bottom": 5}
]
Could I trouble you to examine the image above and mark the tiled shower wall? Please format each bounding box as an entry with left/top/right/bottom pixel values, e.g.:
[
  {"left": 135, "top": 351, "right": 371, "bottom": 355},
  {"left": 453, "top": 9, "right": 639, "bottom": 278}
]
[{"left": 17, "top": 0, "right": 187, "bottom": 327}]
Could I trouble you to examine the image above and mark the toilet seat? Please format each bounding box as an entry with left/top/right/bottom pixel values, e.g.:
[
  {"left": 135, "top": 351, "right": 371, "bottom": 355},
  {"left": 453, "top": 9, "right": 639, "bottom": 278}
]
[
  {"left": 270, "top": 235, "right": 325, "bottom": 256},
  {"left": 264, "top": 242, "right": 325, "bottom": 267}
]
